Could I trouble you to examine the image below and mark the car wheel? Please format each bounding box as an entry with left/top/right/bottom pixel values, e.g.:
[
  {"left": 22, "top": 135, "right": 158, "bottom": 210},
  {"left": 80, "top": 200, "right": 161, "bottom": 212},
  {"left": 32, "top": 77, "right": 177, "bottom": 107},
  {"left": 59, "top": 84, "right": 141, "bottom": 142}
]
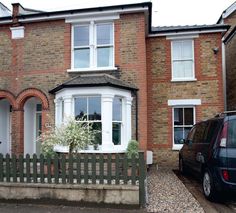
[
  {"left": 179, "top": 157, "right": 186, "bottom": 175},
  {"left": 202, "top": 170, "right": 217, "bottom": 201}
]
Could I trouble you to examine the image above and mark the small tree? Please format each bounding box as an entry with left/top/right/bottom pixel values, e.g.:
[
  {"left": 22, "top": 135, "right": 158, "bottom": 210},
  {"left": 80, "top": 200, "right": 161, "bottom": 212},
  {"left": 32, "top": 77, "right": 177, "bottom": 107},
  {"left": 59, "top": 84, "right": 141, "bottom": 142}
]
[
  {"left": 126, "top": 140, "right": 139, "bottom": 159},
  {"left": 40, "top": 117, "right": 97, "bottom": 156}
]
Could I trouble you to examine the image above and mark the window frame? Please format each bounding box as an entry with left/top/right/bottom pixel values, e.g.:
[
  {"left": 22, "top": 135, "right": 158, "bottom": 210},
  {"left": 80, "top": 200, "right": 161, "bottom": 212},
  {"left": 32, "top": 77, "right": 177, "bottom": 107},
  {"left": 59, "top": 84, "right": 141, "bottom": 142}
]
[
  {"left": 172, "top": 106, "right": 196, "bottom": 150},
  {"left": 71, "top": 21, "right": 115, "bottom": 71},
  {"left": 171, "top": 39, "right": 195, "bottom": 82}
]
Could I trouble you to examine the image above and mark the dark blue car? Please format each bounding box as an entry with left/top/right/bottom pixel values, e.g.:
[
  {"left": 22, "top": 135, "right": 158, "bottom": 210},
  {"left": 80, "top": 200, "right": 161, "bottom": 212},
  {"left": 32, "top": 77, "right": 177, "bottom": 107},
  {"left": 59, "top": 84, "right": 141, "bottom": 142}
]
[{"left": 179, "top": 111, "right": 236, "bottom": 200}]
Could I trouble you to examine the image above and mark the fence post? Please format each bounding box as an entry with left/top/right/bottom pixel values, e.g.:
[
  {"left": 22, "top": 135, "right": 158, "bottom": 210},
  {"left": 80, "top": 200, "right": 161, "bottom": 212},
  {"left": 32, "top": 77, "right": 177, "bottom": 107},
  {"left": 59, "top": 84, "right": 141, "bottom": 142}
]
[{"left": 139, "top": 151, "right": 146, "bottom": 208}]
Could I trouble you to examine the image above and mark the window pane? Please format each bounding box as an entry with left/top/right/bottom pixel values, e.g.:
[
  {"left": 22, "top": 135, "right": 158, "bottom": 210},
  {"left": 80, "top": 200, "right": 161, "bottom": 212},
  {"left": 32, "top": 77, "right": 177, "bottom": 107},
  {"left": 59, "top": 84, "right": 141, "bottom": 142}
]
[
  {"left": 113, "top": 123, "right": 121, "bottom": 145},
  {"left": 182, "top": 40, "right": 193, "bottom": 59},
  {"left": 97, "top": 23, "right": 113, "bottom": 45},
  {"left": 91, "top": 122, "right": 102, "bottom": 145},
  {"left": 36, "top": 104, "right": 42, "bottom": 112},
  {"left": 113, "top": 97, "right": 122, "bottom": 121},
  {"left": 88, "top": 97, "right": 101, "bottom": 120},
  {"left": 184, "top": 127, "right": 192, "bottom": 140},
  {"left": 193, "top": 123, "right": 207, "bottom": 143},
  {"left": 183, "top": 61, "right": 193, "bottom": 78},
  {"left": 74, "top": 49, "right": 90, "bottom": 68},
  {"left": 74, "top": 25, "right": 89, "bottom": 46},
  {"left": 184, "top": 108, "right": 194, "bottom": 125},
  {"left": 173, "top": 61, "right": 184, "bottom": 78},
  {"left": 75, "top": 97, "right": 87, "bottom": 120},
  {"left": 172, "top": 41, "right": 182, "bottom": 60},
  {"left": 174, "top": 108, "right": 183, "bottom": 125},
  {"left": 174, "top": 127, "right": 184, "bottom": 144},
  {"left": 97, "top": 47, "right": 113, "bottom": 67}
]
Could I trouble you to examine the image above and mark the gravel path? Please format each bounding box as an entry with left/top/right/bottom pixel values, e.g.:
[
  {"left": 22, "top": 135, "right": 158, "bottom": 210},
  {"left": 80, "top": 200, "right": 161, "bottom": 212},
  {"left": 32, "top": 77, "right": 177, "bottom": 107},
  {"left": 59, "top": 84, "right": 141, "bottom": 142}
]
[{"left": 146, "top": 166, "right": 204, "bottom": 213}]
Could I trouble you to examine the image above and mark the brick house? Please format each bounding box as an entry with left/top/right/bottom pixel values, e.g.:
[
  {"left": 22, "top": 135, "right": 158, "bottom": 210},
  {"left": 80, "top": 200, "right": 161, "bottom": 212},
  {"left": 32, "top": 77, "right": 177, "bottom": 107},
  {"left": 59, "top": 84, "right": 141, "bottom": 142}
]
[
  {"left": 0, "top": 2, "right": 229, "bottom": 166},
  {"left": 218, "top": 2, "right": 236, "bottom": 111}
]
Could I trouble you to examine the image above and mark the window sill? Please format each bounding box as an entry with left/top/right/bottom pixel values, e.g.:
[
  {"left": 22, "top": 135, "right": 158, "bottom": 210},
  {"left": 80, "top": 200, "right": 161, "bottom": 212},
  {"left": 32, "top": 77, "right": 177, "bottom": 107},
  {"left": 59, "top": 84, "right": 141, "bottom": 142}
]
[
  {"left": 67, "top": 67, "right": 118, "bottom": 73},
  {"left": 172, "top": 144, "right": 184, "bottom": 151},
  {"left": 171, "top": 78, "right": 197, "bottom": 82}
]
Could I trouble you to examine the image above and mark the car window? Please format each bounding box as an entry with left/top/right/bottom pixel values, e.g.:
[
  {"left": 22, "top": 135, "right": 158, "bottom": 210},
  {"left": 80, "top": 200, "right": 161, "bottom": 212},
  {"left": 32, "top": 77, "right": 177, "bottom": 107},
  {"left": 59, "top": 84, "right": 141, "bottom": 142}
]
[
  {"left": 204, "top": 120, "right": 220, "bottom": 144},
  {"left": 193, "top": 122, "right": 207, "bottom": 143},
  {"left": 227, "top": 119, "right": 236, "bottom": 148},
  {"left": 187, "top": 126, "right": 196, "bottom": 142}
]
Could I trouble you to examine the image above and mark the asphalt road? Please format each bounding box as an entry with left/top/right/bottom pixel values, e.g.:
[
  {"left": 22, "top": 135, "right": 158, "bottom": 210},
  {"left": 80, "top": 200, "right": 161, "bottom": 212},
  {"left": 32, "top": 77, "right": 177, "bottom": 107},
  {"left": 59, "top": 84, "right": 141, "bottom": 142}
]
[
  {"left": 174, "top": 170, "right": 236, "bottom": 213},
  {"left": 0, "top": 203, "right": 146, "bottom": 213}
]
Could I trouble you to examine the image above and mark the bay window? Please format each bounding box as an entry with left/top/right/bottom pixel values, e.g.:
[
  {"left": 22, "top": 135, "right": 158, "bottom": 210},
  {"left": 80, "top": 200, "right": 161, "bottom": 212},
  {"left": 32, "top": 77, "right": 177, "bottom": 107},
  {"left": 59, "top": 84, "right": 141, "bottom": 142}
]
[
  {"left": 72, "top": 22, "right": 114, "bottom": 70},
  {"left": 55, "top": 87, "right": 132, "bottom": 152}
]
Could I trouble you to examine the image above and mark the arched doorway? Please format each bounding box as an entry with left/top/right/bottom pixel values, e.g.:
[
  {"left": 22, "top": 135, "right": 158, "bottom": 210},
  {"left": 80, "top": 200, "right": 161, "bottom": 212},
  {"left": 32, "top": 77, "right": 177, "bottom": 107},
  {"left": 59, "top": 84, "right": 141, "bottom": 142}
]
[
  {"left": 0, "top": 99, "right": 12, "bottom": 155},
  {"left": 24, "top": 97, "right": 42, "bottom": 156}
]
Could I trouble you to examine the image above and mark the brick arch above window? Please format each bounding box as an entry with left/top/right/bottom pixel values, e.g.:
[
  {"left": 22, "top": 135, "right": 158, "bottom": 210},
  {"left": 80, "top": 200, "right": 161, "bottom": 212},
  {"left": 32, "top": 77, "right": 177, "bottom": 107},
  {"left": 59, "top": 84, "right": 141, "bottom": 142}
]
[
  {"left": 16, "top": 88, "right": 49, "bottom": 110},
  {"left": 0, "top": 90, "right": 17, "bottom": 110}
]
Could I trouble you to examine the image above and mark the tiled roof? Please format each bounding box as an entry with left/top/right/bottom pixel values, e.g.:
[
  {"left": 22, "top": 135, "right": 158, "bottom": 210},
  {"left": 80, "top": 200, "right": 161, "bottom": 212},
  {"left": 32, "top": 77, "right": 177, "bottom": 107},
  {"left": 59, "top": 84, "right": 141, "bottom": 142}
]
[{"left": 49, "top": 74, "right": 138, "bottom": 94}]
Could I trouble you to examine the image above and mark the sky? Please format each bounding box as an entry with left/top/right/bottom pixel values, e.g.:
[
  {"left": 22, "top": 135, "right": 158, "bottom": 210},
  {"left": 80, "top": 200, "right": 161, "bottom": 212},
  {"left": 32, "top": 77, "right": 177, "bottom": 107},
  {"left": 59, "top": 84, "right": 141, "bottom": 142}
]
[{"left": 1, "top": 0, "right": 235, "bottom": 26}]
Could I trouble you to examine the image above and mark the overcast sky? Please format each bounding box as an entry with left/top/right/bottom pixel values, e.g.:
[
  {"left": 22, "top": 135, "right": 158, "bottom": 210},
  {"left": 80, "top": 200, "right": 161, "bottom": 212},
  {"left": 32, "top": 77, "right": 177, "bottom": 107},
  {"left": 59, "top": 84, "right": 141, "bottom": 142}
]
[{"left": 1, "top": 0, "right": 235, "bottom": 26}]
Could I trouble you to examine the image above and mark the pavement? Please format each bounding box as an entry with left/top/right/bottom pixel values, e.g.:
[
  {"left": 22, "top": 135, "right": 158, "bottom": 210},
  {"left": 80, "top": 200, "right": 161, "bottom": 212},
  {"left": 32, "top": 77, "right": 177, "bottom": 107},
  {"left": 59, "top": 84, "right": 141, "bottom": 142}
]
[{"left": 0, "top": 203, "right": 146, "bottom": 213}]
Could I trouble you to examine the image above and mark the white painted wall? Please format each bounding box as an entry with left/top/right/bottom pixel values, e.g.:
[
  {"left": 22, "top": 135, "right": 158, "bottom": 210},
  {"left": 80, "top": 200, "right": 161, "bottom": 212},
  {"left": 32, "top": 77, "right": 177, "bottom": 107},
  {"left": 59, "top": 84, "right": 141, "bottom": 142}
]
[
  {"left": 0, "top": 100, "right": 10, "bottom": 155},
  {"left": 24, "top": 98, "right": 36, "bottom": 156}
]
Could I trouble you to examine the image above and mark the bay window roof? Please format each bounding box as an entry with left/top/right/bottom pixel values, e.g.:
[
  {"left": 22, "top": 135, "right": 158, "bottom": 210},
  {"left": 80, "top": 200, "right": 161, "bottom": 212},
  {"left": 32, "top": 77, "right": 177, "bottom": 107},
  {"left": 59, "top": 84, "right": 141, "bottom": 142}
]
[{"left": 49, "top": 74, "right": 138, "bottom": 94}]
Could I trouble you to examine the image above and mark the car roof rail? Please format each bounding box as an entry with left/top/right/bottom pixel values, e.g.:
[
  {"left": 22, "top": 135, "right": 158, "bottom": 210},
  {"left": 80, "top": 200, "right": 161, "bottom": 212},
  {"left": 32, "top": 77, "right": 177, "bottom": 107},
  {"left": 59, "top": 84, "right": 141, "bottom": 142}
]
[{"left": 215, "top": 111, "right": 236, "bottom": 117}]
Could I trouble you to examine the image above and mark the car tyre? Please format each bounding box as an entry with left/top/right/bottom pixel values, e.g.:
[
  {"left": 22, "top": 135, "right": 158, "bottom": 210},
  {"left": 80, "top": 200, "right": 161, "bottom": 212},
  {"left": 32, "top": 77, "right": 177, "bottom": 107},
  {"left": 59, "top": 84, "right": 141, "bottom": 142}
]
[
  {"left": 179, "top": 157, "right": 186, "bottom": 175},
  {"left": 202, "top": 169, "right": 218, "bottom": 201}
]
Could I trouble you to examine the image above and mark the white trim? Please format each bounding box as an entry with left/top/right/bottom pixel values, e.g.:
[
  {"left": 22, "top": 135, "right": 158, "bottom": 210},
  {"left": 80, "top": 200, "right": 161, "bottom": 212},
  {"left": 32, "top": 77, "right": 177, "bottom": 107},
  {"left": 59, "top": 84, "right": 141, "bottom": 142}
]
[
  {"left": 67, "top": 67, "right": 118, "bottom": 72},
  {"left": 18, "top": 7, "right": 149, "bottom": 23},
  {"left": 168, "top": 99, "right": 201, "bottom": 106},
  {"left": 66, "top": 14, "right": 120, "bottom": 23},
  {"left": 171, "top": 78, "right": 197, "bottom": 82},
  {"left": 166, "top": 34, "right": 199, "bottom": 40},
  {"left": 171, "top": 39, "right": 195, "bottom": 81},
  {"left": 148, "top": 29, "right": 228, "bottom": 37},
  {"left": 10, "top": 26, "right": 25, "bottom": 39}
]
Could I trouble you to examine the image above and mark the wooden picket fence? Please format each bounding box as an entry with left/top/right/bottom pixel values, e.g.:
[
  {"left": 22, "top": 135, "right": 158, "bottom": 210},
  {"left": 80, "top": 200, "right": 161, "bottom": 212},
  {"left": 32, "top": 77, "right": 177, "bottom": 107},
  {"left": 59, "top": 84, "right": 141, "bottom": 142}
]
[{"left": 0, "top": 152, "right": 146, "bottom": 206}]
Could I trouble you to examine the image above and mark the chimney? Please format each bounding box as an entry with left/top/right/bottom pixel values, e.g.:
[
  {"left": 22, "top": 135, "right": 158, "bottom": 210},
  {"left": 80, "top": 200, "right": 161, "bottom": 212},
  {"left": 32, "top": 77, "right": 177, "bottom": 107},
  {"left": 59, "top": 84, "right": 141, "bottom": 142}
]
[{"left": 12, "top": 3, "right": 20, "bottom": 25}]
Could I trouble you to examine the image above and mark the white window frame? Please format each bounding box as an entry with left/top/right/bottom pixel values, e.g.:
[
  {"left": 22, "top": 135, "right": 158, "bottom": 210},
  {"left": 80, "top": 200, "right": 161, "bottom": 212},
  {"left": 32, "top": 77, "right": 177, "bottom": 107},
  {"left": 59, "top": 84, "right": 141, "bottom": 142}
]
[
  {"left": 55, "top": 87, "right": 132, "bottom": 153},
  {"left": 171, "top": 39, "right": 196, "bottom": 82},
  {"left": 172, "top": 106, "right": 196, "bottom": 150},
  {"left": 70, "top": 21, "right": 115, "bottom": 72},
  {"left": 168, "top": 99, "right": 201, "bottom": 150}
]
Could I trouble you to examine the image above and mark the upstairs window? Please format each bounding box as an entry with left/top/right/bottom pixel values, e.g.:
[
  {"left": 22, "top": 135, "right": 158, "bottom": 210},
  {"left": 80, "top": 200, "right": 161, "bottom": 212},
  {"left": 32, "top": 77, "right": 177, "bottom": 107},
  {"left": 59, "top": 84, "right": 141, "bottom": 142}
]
[
  {"left": 73, "top": 22, "right": 114, "bottom": 70},
  {"left": 171, "top": 40, "right": 195, "bottom": 81}
]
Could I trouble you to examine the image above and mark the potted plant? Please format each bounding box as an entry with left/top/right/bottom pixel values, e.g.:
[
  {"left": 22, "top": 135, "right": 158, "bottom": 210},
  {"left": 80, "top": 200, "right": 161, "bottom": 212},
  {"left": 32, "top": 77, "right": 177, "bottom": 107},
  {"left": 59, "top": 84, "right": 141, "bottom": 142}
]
[{"left": 126, "top": 140, "right": 139, "bottom": 176}]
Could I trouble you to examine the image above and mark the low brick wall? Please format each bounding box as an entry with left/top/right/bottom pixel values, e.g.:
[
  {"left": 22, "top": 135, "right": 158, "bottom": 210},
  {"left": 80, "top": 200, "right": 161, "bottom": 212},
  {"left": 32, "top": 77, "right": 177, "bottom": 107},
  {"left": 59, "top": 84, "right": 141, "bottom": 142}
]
[{"left": 0, "top": 183, "right": 139, "bottom": 205}]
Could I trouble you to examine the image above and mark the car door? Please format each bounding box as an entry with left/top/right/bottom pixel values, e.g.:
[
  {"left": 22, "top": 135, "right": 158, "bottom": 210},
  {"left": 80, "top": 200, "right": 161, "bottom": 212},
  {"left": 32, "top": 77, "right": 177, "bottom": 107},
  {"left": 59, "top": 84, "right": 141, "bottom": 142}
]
[
  {"left": 189, "top": 122, "right": 207, "bottom": 173},
  {"left": 182, "top": 126, "right": 196, "bottom": 169}
]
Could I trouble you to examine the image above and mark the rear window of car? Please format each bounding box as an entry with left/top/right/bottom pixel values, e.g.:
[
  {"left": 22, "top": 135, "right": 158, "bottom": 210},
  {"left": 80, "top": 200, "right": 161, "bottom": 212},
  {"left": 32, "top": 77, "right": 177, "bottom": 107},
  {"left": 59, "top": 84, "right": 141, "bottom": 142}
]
[{"left": 227, "top": 119, "right": 236, "bottom": 148}]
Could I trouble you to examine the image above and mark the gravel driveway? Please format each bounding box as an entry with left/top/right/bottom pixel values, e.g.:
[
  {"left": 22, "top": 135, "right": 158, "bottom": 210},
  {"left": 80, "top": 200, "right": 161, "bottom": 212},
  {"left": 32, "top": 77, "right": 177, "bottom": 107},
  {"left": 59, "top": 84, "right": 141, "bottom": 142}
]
[{"left": 146, "top": 166, "right": 204, "bottom": 213}]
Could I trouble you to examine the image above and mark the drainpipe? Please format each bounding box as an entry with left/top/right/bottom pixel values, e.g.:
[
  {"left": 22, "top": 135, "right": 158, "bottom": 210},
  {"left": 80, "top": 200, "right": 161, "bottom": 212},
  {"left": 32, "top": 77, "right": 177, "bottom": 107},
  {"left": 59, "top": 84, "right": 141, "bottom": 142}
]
[{"left": 222, "top": 40, "right": 227, "bottom": 110}]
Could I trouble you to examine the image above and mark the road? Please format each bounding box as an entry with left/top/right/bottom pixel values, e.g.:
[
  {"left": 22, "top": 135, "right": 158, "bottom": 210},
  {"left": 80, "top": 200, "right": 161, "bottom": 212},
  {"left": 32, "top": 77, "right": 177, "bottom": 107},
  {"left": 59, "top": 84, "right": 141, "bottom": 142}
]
[{"left": 174, "top": 170, "right": 236, "bottom": 213}]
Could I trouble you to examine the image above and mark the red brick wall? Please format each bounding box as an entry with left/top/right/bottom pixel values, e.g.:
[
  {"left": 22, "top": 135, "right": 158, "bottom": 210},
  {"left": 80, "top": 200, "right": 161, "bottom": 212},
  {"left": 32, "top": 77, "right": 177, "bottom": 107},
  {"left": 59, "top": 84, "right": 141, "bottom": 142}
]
[
  {"left": 0, "top": 13, "right": 148, "bottom": 154},
  {"left": 146, "top": 33, "right": 224, "bottom": 166}
]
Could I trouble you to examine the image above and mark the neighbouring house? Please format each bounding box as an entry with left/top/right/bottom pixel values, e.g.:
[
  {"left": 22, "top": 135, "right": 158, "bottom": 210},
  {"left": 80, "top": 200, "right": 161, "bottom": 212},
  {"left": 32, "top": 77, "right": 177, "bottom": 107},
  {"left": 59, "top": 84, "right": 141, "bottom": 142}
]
[
  {"left": 0, "top": 1, "right": 229, "bottom": 167},
  {"left": 217, "top": 1, "right": 236, "bottom": 111}
]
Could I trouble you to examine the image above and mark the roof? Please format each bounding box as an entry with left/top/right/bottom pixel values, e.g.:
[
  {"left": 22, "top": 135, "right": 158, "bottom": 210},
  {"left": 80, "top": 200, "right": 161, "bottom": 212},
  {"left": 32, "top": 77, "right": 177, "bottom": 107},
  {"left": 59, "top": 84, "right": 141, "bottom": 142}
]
[
  {"left": 217, "top": 1, "right": 236, "bottom": 24},
  {"left": 0, "top": 2, "right": 11, "bottom": 17},
  {"left": 151, "top": 24, "right": 230, "bottom": 35},
  {"left": 224, "top": 25, "right": 236, "bottom": 44},
  {"left": 49, "top": 74, "right": 138, "bottom": 94}
]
